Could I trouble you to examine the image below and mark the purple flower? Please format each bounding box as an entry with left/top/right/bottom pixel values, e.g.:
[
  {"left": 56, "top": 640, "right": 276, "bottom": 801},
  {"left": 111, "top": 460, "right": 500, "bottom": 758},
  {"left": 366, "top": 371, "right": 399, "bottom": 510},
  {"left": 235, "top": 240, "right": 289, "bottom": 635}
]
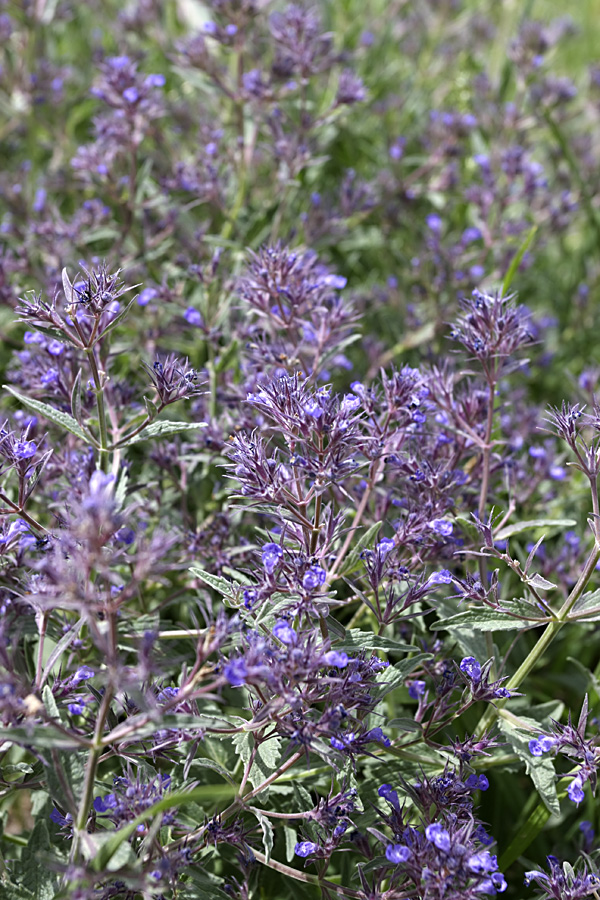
[
  {"left": 68, "top": 700, "right": 87, "bottom": 715},
  {"left": 323, "top": 650, "right": 349, "bottom": 668},
  {"left": 138, "top": 287, "right": 158, "bottom": 306},
  {"left": 426, "top": 213, "right": 443, "bottom": 233},
  {"left": 14, "top": 440, "right": 37, "bottom": 460},
  {"left": 465, "top": 774, "right": 490, "bottom": 791},
  {"left": 50, "top": 808, "right": 73, "bottom": 828},
  {"left": 460, "top": 657, "right": 482, "bottom": 684},
  {"left": 273, "top": 620, "right": 297, "bottom": 644},
  {"left": 377, "top": 537, "right": 395, "bottom": 557},
  {"left": 184, "top": 307, "right": 203, "bottom": 327},
  {"left": 122, "top": 87, "right": 139, "bottom": 103},
  {"left": 72, "top": 666, "right": 95, "bottom": 685},
  {"left": 47, "top": 339, "right": 64, "bottom": 356},
  {"left": 567, "top": 776, "right": 585, "bottom": 805},
  {"left": 386, "top": 843, "right": 411, "bottom": 863},
  {"left": 408, "top": 679, "right": 426, "bottom": 699},
  {"left": 145, "top": 73, "right": 166, "bottom": 87},
  {"left": 304, "top": 399, "right": 324, "bottom": 418},
  {"left": 94, "top": 793, "right": 118, "bottom": 813},
  {"left": 425, "top": 822, "right": 451, "bottom": 851},
  {"left": 295, "top": 841, "right": 319, "bottom": 857},
  {"left": 378, "top": 784, "right": 400, "bottom": 811},
  {"left": 428, "top": 569, "right": 453, "bottom": 585},
  {"left": 224, "top": 659, "right": 247, "bottom": 687},
  {"left": 429, "top": 519, "right": 453, "bottom": 537},
  {"left": 302, "top": 565, "right": 326, "bottom": 590},
  {"left": 467, "top": 850, "right": 498, "bottom": 874},
  {"left": 261, "top": 542, "right": 283, "bottom": 574}
]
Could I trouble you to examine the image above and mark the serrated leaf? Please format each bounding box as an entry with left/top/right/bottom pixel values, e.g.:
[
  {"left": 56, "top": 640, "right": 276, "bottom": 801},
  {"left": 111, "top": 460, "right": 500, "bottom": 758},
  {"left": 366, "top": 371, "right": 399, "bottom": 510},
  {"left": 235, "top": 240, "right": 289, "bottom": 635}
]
[
  {"left": 494, "top": 518, "right": 576, "bottom": 540},
  {"left": 337, "top": 630, "right": 416, "bottom": 654},
  {"left": 4, "top": 386, "right": 91, "bottom": 443},
  {"left": 497, "top": 717, "right": 560, "bottom": 815},
  {"left": 20, "top": 820, "right": 55, "bottom": 900},
  {"left": 2, "top": 762, "right": 34, "bottom": 776},
  {"left": 232, "top": 732, "right": 282, "bottom": 791},
  {"left": 433, "top": 600, "right": 549, "bottom": 632},
  {"left": 122, "top": 419, "right": 207, "bottom": 445}
]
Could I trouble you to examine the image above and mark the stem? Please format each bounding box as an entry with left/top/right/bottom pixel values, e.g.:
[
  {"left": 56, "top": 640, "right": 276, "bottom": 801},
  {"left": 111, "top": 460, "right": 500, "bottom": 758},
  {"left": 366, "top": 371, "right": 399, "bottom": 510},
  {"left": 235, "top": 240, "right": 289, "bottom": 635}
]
[
  {"left": 35, "top": 612, "right": 48, "bottom": 689},
  {"left": 70, "top": 685, "right": 114, "bottom": 865},
  {"left": 251, "top": 848, "right": 362, "bottom": 899},
  {"left": 85, "top": 348, "right": 110, "bottom": 472},
  {"left": 475, "top": 541, "right": 600, "bottom": 736},
  {"left": 0, "top": 491, "right": 47, "bottom": 533}
]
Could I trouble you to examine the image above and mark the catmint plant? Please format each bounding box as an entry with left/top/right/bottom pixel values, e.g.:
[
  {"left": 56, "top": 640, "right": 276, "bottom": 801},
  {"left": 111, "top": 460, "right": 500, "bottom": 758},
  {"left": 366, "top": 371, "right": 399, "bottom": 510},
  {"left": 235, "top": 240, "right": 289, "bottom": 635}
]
[{"left": 2, "top": 1, "right": 600, "bottom": 899}]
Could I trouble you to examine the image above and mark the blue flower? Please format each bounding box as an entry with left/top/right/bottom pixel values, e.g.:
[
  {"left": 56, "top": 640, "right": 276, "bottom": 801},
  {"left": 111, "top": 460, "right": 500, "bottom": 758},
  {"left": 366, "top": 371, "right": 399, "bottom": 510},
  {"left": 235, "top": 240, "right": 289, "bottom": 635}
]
[
  {"left": 302, "top": 565, "right": 326, "bottom": 591},
  {"left": 224, "top": 659, "right": 247, "bottom": 687},
  {"left": 386, "top": 843, "right": 411, "bottom": 863},
  {"left": 273, "top": 620, "right": 297, "bottom": 644},
  {"left": 425, "top": 822, "right": 451, "bottom": 851},
  {"left": 460, "top": 656, "right": 482, "bottom": 684},
  {"left": 184, "top": 307, "right": 203, "bottom": 327},
  {"left": 323, "top": 650, "right": 349, "bottom": 668},
  {"left": 429, "top": 519, "right": 453, "bottom": 537},
  {"left": 261, "top": 542, "right": 283, "bottom": 574},
  {"left": 408, "top": 679, "right": 426, "bottom": 699},
  {"left": 428, "top": 569, "right": 453, "bottom": 585},
  {"left": 295, "top": 841, "right": 319, "bottom": 857}
]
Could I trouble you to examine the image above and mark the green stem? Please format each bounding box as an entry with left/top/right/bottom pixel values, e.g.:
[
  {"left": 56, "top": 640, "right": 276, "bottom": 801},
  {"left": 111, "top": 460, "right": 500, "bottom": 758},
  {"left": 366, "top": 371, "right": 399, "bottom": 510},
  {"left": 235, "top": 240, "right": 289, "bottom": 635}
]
[
  {"left": 85, "top": 348, "right": 110, "bottom": 472},
  {"left": 70, "top": 686, "right": 114, "bottom": 865},
  {"left": 475, "top": 542, "right": 600, "bottom": 736}
]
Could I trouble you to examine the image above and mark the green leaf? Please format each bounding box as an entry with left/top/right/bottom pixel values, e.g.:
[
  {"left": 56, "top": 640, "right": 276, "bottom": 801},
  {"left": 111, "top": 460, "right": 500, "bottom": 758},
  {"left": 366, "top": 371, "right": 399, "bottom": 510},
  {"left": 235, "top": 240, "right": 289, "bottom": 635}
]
[
  {"left": 214, "top": 338, "right": 240, "bottom": 374},
  {"left": 70, "top": 369, "right": 83, "bottom": 424},
  {"left": 502, "top": 225, "right": 538, "bottom": 295},
  {"left": 494, "top": 518, "right": 577, "bottom": 540},
  {"left": 20, "top": 820, "right": 56, "bottom": 900},
  {"left": 187, "top": 757, "right": 238, "bottom": 787},
  {"left": 338, "top": 522, "right": 384, "bottom": 576},
  {"left": 250, "top": 807, "right": 274, "bottom": 863},
  {"left": 232, "top": 733, "right": 282, "bottom": 791},
  {"left": 284, "top": 825, "right": 298, "bottom": 862},
  {"left": 81, "top": 831, "right": 136, "bottom": 871},
  {"left": 570, "top": 589, "right": 600, "bottom": 621},
  {"left": 90, "top": 786, "right": 247, "bottom": 872},
  {"left": 41, "top": 686, "right": 85, "bottom": 810},
  {"left": 371, "top": 653, "right": 432, "bottom": 701},
  {"left": 3, "top": 386, "right": 91, "bottom": 443},
  {"left": 433, "top": 600, "right": 549, "bottom": 632},
  {"left": 497, "top": 717, "right": 560, "bottom": 815},
  {"left": 190, "top": 566, "right": 239, "bottom": 601},
  {"left": 0, "top": 725, "right": 84, "bottom": 750},
  {"left": 123, "top": 420, "right": 207, "bottom": 445},
  {"left": 337, "top": 630, "right": 416, "bottom": 654}
]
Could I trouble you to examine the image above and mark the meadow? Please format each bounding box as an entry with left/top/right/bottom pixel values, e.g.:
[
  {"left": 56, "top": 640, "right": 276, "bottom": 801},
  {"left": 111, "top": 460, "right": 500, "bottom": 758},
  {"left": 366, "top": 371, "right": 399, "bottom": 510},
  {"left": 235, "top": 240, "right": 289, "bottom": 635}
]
[{"left": 2, "top": 1, "right": 600, "bottom": 897}]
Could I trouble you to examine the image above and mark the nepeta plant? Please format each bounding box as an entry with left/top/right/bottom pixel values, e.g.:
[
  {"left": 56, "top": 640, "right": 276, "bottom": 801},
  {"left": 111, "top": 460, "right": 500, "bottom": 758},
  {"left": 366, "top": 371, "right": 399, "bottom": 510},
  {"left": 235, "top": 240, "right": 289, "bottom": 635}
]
[{"left": 2, "top": 2, "right": 600, "bottom": 899}]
